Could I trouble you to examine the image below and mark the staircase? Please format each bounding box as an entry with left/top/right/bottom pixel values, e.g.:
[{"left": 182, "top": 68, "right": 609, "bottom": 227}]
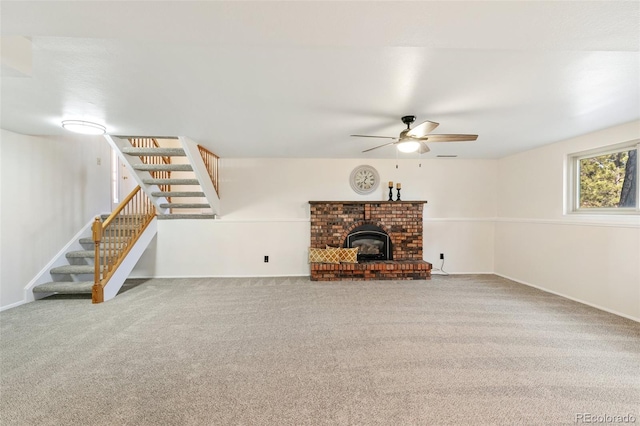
[
  {"left": 30, "top": 185, "right": 158, "bottom": 303},
  {"left": 32, "top": 214, "right": 114, "bottom": 296},
  {"left": 112, "top": 137, "right": 220, "bottom": 219},
  {"left": 32, "top": 213, "right": 156, "bottom": 299},
  {"left": 28, "top": 136, "right": 220, "bottom": 303}
]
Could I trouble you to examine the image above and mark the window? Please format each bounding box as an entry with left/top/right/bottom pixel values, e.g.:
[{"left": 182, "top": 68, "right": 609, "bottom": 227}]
[{"left": 568, "top": 140, "right": 639, "bottom": 214}]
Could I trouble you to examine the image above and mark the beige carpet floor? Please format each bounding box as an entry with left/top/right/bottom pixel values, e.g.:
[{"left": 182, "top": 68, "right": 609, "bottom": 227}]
[{"left": 1, "top": 275, "right": 638, "bottom": 425}]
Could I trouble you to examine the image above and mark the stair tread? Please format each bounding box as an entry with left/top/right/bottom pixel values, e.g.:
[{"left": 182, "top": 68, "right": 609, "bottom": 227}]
[
  {"left": 33, "top": 281, "right": 93, "bottom": 294},
  {"left": 97, "top": 225, "right": 141, "bottom": 231},
  {"left": 157, "top": 214, "right": 216, "bottom": 220},
  {"left": 66, "top": 250, "right": 96, "bottom": 258},
  {"left": 122, "top": 147, "right": 185, "bottom": 156},
  {"left": 143, "top": 178, "right": 200, "bottom": 185},
  {"left": 100, "top": 213, "right": 147, "bottom": 220},
  {"left": 66, "top": 250, "right": 118, "bottom": 258},
  {"left": 50, "top": 265, "right": 96, "bottom": 274},
  {"left": 160, "top": 203, "right": 210, "bottom": 208},
  {"left": 132, "top": 164, "right": 192, "bottom": 171},
  {"left": 151, "top": 191, "right": 205, "bottom": 197},
  {"left": 79, "top": 237, "right": 126, "bottom": 245}
]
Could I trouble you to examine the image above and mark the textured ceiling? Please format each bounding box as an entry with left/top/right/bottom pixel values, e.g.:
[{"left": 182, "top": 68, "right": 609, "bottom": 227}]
[{"left": 1, "top": 1, "right": 639, "bottom": 158}]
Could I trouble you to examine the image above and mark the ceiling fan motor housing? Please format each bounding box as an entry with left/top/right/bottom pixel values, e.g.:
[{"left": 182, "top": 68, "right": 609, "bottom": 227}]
[{"left": 401, "top": 115, "right": 416, "bottom": 128}]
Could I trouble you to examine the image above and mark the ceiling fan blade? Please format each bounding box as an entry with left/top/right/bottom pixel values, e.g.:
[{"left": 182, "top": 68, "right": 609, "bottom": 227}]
[
  {"left": 419, "top": 134, "right": 478, "bottom": 142},
  {"left": 350, "top": 134, "right": 396, "bottom": 139},
  {"left": 406, "top": 120, "right": 439, "bottom": 138},
  {"left": 362, "top": 141, "right": 397, "bottom": 153},
  {"left": 418, "top": 142, "right": 430, "bottom": 154}
]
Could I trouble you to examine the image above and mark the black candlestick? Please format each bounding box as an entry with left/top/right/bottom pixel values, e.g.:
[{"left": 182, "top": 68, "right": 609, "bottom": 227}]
[
  {"left": 388, "top": 186, "right": 394, "bottom": 201},
  {"left": 396, "top": 188, "right": 401, "bottom": 201}
]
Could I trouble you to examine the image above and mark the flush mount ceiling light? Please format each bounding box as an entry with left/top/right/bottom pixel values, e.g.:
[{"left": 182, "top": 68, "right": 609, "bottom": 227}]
[
  {"left": 61, "top": 120, "right": 106, "bottom": 135},
  {"left": 396, "top": 140, "right": 421, "bottom": 153}
]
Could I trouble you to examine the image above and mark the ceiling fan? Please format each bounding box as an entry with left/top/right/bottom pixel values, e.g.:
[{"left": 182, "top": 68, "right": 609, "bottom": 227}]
[{"left": 351, "top": 115, "right": 478, "bottom": 153}]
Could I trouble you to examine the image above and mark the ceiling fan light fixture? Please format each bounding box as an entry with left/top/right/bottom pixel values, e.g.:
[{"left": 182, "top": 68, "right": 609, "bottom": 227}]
[
  {"left": 396, "top": 140, "right": 420, "bottom": 153},
  {"left": 352, "top": 115, "right": 477, "bottom": 154},
  {"left": 61, "top": 120, "right": 106, "bottom": 135}
]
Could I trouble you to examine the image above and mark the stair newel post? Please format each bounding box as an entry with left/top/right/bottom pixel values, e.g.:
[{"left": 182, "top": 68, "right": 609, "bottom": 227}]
[{"left": 91, "top": 216, "right": 104, "bottom": 303}]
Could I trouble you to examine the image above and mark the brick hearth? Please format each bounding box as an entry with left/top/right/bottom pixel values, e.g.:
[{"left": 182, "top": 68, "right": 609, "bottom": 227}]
[{"left": 309, "top": 201, "right": 431, "bottom": 281}]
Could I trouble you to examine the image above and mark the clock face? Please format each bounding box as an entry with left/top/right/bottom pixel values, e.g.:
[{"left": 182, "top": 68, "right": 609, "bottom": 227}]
[{"left": 350, "top": 165, "right": 380, "bottom": 195}]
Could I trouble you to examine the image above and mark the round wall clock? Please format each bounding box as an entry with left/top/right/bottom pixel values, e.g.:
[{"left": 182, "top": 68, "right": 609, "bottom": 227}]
[{"left": 349, "top": 165, "right": 380, "bottom": 195}]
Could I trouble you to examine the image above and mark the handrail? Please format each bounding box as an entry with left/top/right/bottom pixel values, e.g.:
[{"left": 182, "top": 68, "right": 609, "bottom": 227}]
[
  {"left": 91, "top": 186, "right": 156, "bottom": 303},
  {"left": 197, "top": 145, "right": 220, "bottom": 196}
]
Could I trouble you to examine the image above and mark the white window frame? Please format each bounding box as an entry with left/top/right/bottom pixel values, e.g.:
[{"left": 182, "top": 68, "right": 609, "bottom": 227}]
[
  {"left": 566, "top": 139, "right": 640, "bottom": 215},
  {"left": 567, "top": 139, "right": 640, "bottom": 215}
]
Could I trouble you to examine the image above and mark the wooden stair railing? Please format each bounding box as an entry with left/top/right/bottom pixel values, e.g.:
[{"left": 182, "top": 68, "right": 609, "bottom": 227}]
[
  {"left": 129, "top": 138, "right": 172, "bottom": 204},
  {"left": 91, "top": 186, "right": 155, "bottom": 303},
  {"left": 197, "top": 145, "right": 220, "bottom": 196}
]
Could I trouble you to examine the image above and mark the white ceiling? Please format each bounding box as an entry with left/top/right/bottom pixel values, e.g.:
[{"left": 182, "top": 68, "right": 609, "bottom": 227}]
[{"left": 1, "top": 1, "right": 639, "bottom": 159}]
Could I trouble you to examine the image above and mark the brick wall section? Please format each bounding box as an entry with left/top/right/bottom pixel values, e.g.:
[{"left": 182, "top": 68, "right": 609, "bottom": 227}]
[
  {"left": 310, "top": 261, "right": 430, "bottom": 281},
  {"left": 309, "top": 201, "right": 425, "bottom": 260},
  {"left": 309, "top": 201, "right": 431, "bottom": 280}
]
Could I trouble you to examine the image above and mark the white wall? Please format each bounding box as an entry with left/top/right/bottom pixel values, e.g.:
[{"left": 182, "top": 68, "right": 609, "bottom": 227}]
[
  {"left": 495, "top": 120, "right": 640, "bottom": 321},
  {"left": 0, "top": 129, "right": 111, "bottom": 309},
  {"left": 131, "top": 158, "right": 497, "bottom": 277},
  {"left": 5, "top": 122, "right": 637, "bottom": 320}
]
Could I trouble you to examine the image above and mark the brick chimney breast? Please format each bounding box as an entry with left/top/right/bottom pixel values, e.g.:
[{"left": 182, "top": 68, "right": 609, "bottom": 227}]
[{"left": 308, "top": 201, "right": 431, "bottom": 281}]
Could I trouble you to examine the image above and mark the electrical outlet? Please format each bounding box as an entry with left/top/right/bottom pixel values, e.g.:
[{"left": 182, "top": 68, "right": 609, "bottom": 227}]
[
  {"left": 440, "top": 253, "right": 444, "bottom": 260},
  {"left": 264, "top": 256, "right": 269, "bottom": 263},
  {"left": 96, "top": 157, "right": 101, "bottom": 165}
]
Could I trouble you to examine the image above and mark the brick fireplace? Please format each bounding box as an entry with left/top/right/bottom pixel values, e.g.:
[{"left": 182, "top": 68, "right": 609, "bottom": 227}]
[{"left": 309, "top": 201, "right": 431, "bottom": 280}]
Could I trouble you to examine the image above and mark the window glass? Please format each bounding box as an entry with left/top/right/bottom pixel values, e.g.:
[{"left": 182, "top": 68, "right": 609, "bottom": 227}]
[
  {"left": 578, "top": 149, "right": 637, "bottom": 209},
  {"left": 569, "top": 141, "right": 639, "bottom": 214}
]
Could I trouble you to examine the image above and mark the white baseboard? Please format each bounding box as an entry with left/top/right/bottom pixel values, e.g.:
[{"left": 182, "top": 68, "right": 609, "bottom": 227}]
[
  {"left": 128, "top": 274, "right": 311, "bottom": 279},
  {"left": 0, "top": 299, "right": 27, "bottom": 312},
  {"left": 128, "top": 273, "right": 494, "bottom": 279},
  {"left": 431, "top": 271, "right": 494, "bottom": 275},
  {"left": 495, "top": 272, "right": 640, "bottom": 323}
]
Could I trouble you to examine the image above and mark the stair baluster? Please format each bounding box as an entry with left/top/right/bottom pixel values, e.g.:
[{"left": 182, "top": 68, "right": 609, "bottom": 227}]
[{"left": 197, "top": 145, "right": 220, "bottom": 197}]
